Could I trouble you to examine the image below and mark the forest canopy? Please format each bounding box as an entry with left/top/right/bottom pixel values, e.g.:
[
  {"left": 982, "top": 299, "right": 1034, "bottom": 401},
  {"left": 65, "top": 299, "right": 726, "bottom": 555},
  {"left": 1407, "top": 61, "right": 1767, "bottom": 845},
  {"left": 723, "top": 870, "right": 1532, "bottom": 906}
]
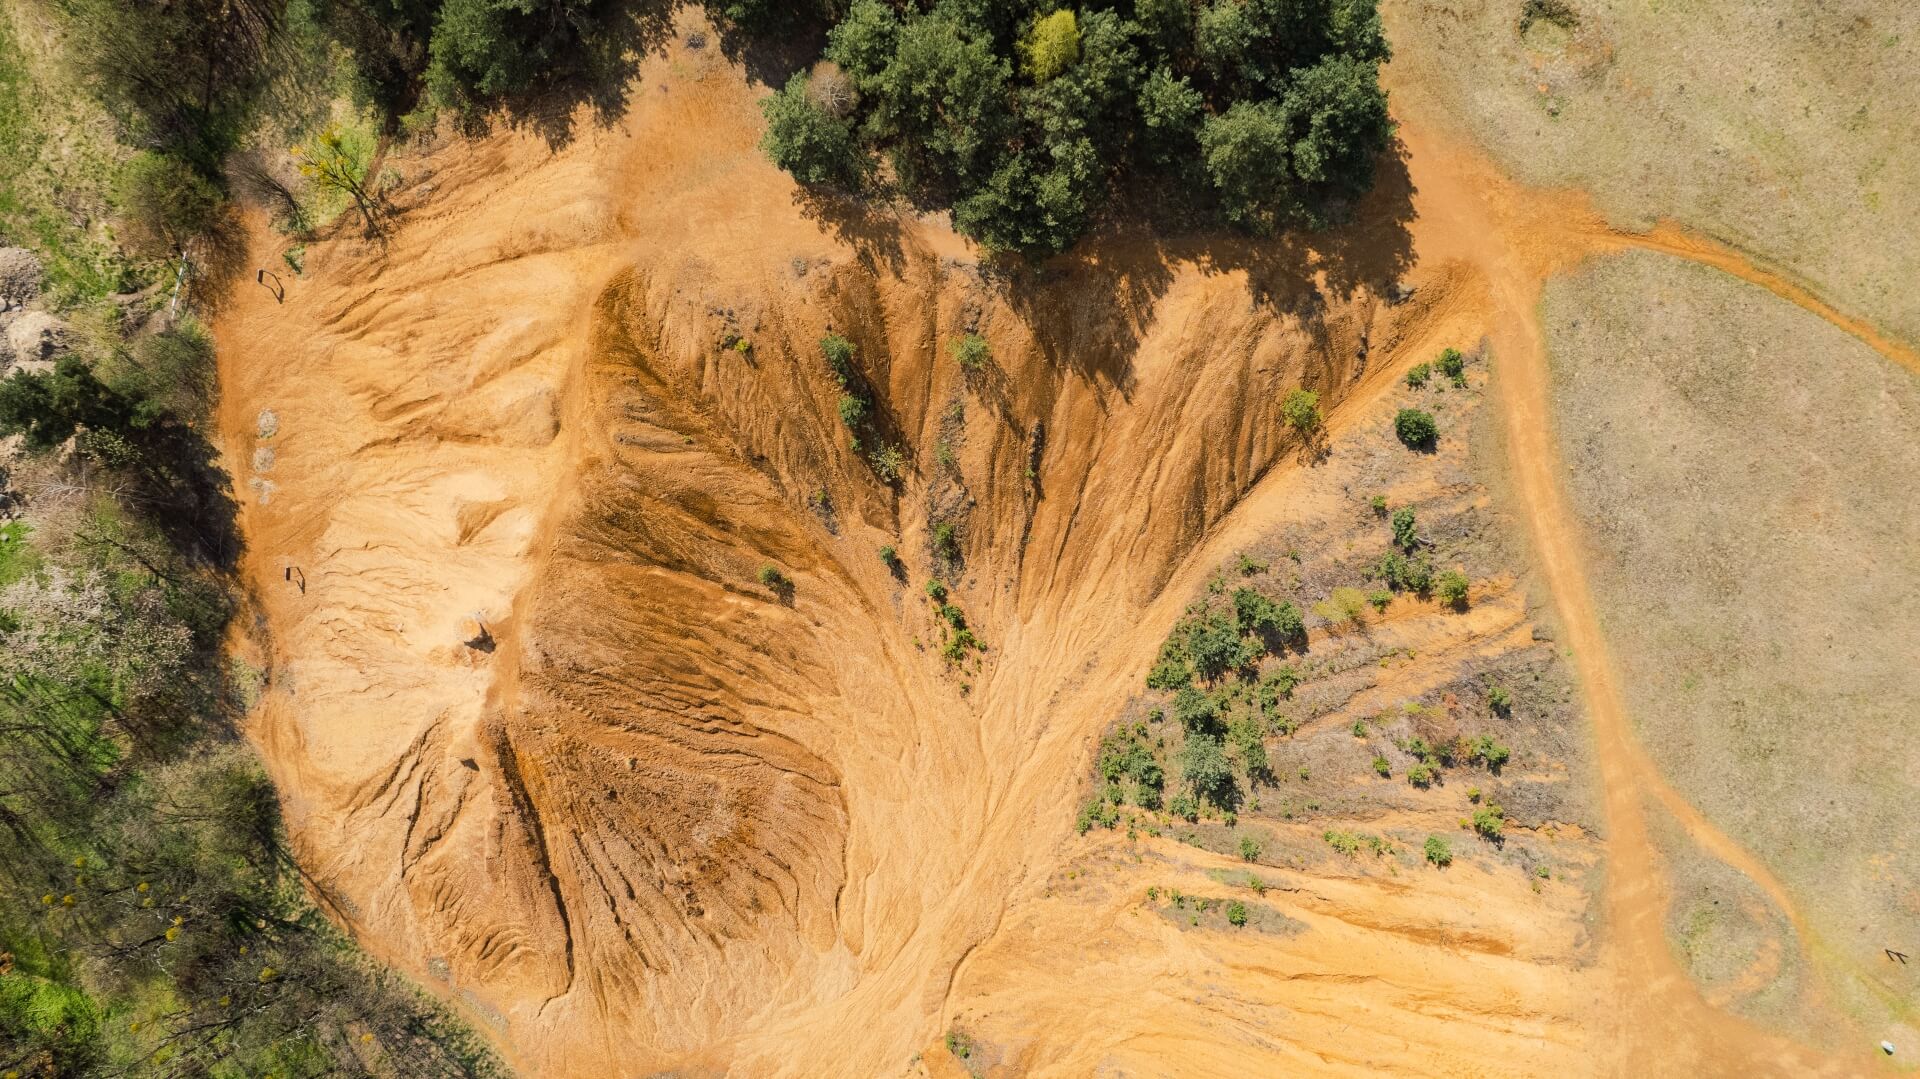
[{"left": 753, "top": 0, "right": 1394, "bottom": 254}]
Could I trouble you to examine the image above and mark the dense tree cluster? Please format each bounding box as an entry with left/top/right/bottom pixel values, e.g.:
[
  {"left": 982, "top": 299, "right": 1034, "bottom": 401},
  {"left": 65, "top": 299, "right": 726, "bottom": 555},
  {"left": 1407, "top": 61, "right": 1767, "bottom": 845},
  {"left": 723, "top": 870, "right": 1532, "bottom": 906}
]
[{"left": 756, "top": 0, "right": 1394, "bottom": 254}]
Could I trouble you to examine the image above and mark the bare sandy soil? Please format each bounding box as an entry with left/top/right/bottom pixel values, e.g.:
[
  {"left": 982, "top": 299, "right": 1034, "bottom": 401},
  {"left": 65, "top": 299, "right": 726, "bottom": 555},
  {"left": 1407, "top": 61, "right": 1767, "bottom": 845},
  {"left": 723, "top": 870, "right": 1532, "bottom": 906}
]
[{"left": 211, "top": 14, "right": 1910, "bottom": 1078}]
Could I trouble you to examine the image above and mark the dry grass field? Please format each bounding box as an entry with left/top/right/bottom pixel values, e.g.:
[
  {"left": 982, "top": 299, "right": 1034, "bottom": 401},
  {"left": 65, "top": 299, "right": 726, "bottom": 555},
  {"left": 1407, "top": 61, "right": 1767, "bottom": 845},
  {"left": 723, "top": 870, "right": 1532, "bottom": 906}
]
[
  {"left": 1540, "top": 248, "right": 1920, "bottom": 1047},
  {"left": 1385, "top": 0, "right": 1920, "bottom": 342}
]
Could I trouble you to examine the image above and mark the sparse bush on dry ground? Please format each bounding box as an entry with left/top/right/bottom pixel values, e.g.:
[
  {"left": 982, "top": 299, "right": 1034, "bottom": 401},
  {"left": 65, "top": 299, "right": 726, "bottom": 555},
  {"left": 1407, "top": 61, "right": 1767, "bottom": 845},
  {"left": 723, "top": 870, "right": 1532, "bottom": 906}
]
[
  {"left": 1393, "top": 407, "right": 1436, "bottom": 449},
  {"left": 1280, "top": 388, "right": 1322, "bottom": 432},
  {"left": 950, "top": 333, "right": 991, "bottom": 370},
  {"left": 1312, "top": 585, "right": 1368, "bottom": 628},
  {"left": 1083, "top": 555, "right": 1319, "bottom": 823}
]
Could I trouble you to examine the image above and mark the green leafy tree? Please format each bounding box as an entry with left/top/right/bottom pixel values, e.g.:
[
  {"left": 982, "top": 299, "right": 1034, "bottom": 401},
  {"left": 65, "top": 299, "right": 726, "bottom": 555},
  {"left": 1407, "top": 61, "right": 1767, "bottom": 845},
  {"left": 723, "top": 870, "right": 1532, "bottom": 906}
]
[
  {"left": 1280, "top": 387, "right": 1321, "bottom": 431},
  {"left": 1394, "top": 407, "right": 1437, "bottom": 448},
  {"left": 426, "top": 0, "right": 619, "bottom": 105},
  {"left": 1179, "top": 732, "right": 1233, "bottom": 805},
  {"left": 1199, "top": 99, "right": 1297, "bottom": 233},
  {"left": 1281, "top": 54, "right": 1393, "bottom": 200},
  {"left": 1020, "top": 9, "right": 1080, "bottom": 81},
  {"left": 1184, "top": 609, "right": 1250, "bottom": 680},
  {"left": 950, "top": 333, "right": 991, "bottom": 369},
  {"left": 1436, "top": 568, "right": 1470, "bottom": 607},
  {"left": 1424, "top": 835, "right": 1453, "bottom": 866},
  {"left": 753, "top": 0, "right": 1393, "bottom": 254},
  {"left": 1138, "top": 66, "right": 1203, "bottom": 164},
  {"left": 1390, "top": 506, "right": 1418, "bottom": 551},
  {"left": 761, "top": 72, "right": 865, "bottom": 187},
  {"left": 1172, "top": 685, "right": 1217, "bottom": 731}
]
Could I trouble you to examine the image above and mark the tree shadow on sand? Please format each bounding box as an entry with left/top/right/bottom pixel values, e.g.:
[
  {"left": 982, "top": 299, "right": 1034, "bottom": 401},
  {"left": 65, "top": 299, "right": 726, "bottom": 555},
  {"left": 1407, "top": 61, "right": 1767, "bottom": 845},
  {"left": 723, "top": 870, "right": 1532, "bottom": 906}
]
[
  {"left": 985, "top": 138, "right": 1417, "bottom": 397},
  {"left": 475, "top": 2, "right": 681, "bottom": 151},
  {"left": 761, "top": 136, "right": 1416, "bottom": 399}
]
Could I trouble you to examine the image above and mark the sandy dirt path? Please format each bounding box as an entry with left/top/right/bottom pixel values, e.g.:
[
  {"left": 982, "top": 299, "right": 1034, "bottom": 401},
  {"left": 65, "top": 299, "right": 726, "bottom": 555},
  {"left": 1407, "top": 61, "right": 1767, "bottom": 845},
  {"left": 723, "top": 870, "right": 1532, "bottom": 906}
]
[{"left": 1389, "top": 114, "right": 1899, "bottom": 1073}]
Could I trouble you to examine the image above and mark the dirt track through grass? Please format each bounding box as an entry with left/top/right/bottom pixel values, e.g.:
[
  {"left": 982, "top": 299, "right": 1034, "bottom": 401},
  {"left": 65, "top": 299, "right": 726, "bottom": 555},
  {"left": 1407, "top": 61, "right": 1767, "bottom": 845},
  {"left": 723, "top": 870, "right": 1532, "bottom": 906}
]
[{"left": 1389, "top": 108, "right": 1916, "bottom": 1072}]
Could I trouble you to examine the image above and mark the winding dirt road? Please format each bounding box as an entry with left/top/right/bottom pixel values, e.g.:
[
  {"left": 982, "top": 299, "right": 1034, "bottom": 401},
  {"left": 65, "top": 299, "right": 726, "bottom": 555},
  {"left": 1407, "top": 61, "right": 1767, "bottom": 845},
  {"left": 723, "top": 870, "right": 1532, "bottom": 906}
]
[{"left": 1393, "top": 114, "right": 1911, "bottom": 1073}]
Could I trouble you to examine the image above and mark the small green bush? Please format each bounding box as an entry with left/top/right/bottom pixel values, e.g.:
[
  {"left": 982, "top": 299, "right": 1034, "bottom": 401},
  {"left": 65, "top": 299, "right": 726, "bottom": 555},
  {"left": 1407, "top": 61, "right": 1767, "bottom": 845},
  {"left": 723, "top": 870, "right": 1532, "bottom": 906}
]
[
  {"left": 1424, "top": 835, "right": 1452, "bottom": 866},
  {"left": 1372, "top": 549, "right": 1434, "bottom": 594},
  {"left": 1369, "top": 494, "right": 1387, "bottom": 515},
  {"left": 1471, "top": 805, "right": 1505, "bottom": 839},
  {"left": 1394, "top": 408, "right": 1437, "bottom": 449},
  {"left": 820, "top": 333, "right": 856, "bottom": 383},
  {"left": 869, "top": 442, "right": 905, "bottom": 482},
  {"left": 1371, "top": 755, "right": 1390, "bottom": 777},
  {"left": 1179, "top": 733, "right": 1233, "bottom": 805},
  {"left": 1260, "top": 665, "right": 1300, "bottom": 701},
  {"left": 1172, "top": 685, "right": 1217, "bottom": 731},
  {"left": 878, "top": 544, "right": 898, "bottom": 565},
  {"left": 950, "top": 333, "right": 990, "bottom": 370},
  {"left": 1146, "top": 653, "right": 1192, "bottom": 690},
  {"left": 1404, "top": 362, "right": 1430, "bottom": 388},
  {"left": 1076, "top": 796, "right": 1120, "bottom": 833},
  {"left": 932, "top": 521, "right": 959, "bottom": 557},
  {"left": 1487, "top": 684, "right": 1512, "bottom": 715},
  {"left": 837, "top": 393, "right": 867, "bottom": 428},
  {"left": 1436, "top": 569, "right": 1470, "bottom": 607},
  {"left": 924, "top": 577, "right": 947, "bottom": 602},
  {"left": 1239, "top": 835, "right": 1261, "bottom": 862},
  {"left": 1407, "top": 762, "right": 1436, "bottom": 787},
  {"left": 1227, "top": 714, "right": 1268, "bottom": 774},
  {"left": 1225, "top": 899, "right": 1248, "bottom": 926},
  {"left": 757, "top": 564, "right": 786, "bottom": 588},
  {"left": 1323, "top": 830, "right": 1362, "bottom": 855},
  {"left": 946, "top": 1029, "right": 974, "bottom": 1060},
  {"left": 1313, "top": 586, "right": 1369, "bottom": 628},
  {"left": 1281, "top": 388, "right": 1322, "bottom": 432},
  {"left": 1390, "top": 507, "right": 1418, "bottom": 551},
  {"left": 1437, "top": 347, "right": 1465, "bottom": 387},
  {"left": 1168, "top": 791, "right": 1199, "bottom": 820},
  {"left": 1367, "top": 588, "right": 1391, "bottom": 612},
  {"left": 1467, "top": 735, "right": 1510, "bottom": 769}
]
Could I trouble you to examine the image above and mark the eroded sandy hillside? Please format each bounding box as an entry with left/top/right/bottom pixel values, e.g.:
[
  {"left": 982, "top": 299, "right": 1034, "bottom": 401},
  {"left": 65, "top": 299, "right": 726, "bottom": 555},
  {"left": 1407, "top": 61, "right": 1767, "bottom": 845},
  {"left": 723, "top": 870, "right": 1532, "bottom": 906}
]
[{"left": 213, "top": 15, "right": 1905, "bottom": 1078}]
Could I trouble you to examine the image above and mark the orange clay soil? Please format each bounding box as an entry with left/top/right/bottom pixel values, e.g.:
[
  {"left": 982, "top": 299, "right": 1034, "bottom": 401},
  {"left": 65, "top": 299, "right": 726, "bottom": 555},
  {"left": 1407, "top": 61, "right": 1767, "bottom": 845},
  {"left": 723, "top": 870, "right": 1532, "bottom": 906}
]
[{"left": 212, "top": 20, "right": 1902, "bottom": 1078}]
